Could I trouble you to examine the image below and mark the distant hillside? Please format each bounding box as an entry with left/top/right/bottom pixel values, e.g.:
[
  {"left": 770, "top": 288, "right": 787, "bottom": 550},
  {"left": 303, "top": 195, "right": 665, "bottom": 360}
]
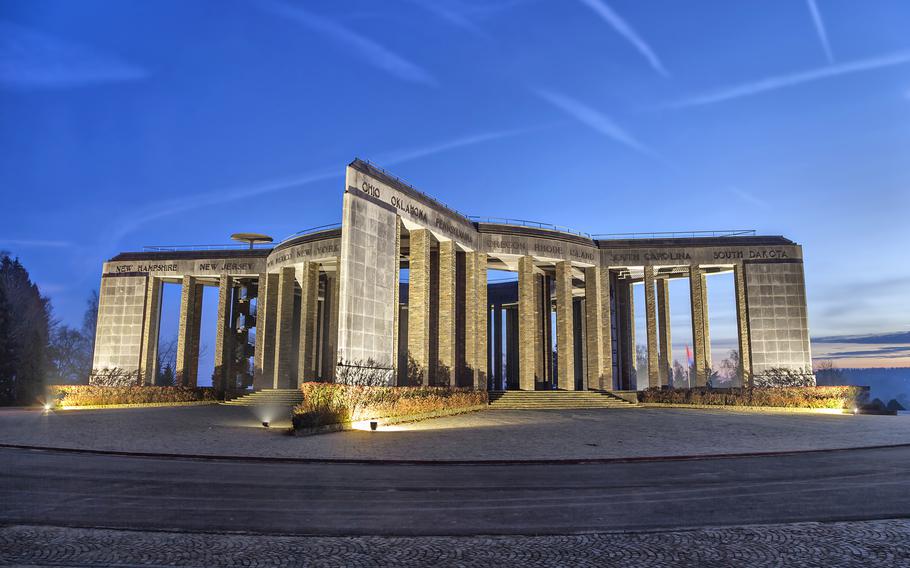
[{"left": 816, "top": 367, "right": 910, "bottom": 406}]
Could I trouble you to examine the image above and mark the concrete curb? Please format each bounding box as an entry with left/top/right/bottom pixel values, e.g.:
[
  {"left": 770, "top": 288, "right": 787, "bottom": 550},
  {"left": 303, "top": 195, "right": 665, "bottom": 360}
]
[
  {"left": 293, "top": 405, "right": 487, "bottom": 436},
  {"left": 638, "top": 403, "right": 849, "bottom": 414},
  {"left": 3, "top": 440, "right": 910, "bottom": 466}
]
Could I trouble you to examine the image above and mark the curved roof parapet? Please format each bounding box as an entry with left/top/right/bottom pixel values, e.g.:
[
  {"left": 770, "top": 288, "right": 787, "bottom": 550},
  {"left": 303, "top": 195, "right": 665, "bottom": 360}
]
[
  {"left": 474, "top": 221, "right": 595, "bottom": 247},
  {"left": 271, "top": 223, "right": 343, "bottom": 254},
  {"left": 595, "top": 235, "right": 796, "bottom": 248}
]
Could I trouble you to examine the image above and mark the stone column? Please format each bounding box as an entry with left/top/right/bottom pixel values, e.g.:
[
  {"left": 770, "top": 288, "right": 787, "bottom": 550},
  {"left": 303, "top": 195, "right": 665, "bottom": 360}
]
[
  {"left": 689, "top": 265, "right": 709, "bottom": 387},
  {"left": 656, "top": 277, "right": 672, "bottom": 387},
  {"left": 583, "top": 267, "right": 609, "bottom": 391},
  {"left": 506, "top": 306, "right": 519, "bottom": 389},
  {"left": 733, "top": 263, "right": 752, "bottom": 387},
  {"left": 518, "top": 256, "right": 537, "bottom": 391},
  {"left": 297, "top": 262, "right": 319, "bottom": 383},
  {"left": 644, "top": 266, "right": 660, "bottom": 388},
  {"left": 437, "top": 240, "right": 456, "bottom": 386},
  {"left": 701, "top": 271, "right": 712, "bottom": 372},
  {"left": 272, "top": 266, "right": 297, "bottom": 389},
  {"left": 138, "top": 276, "right": 162, "bottom": 386},
  {"left": 473, "top": 252, "right": 488, "bottom": 391},
  {"left": 615, "top": 275, "right": 635, "bottom": 390},
  {"left": 555, "top": 261, "right": 575, "bottom": 390},
  {"left": 212, "top": 276, "right": 234, "bottom": 395},
  {"left": 493, "top": 304, "right": 503, "bottom": 390},
  {"left": 253, "top": 272, "right": 279, "bottom": 389},
  {"left": 324, "top": 269, "right": 340, "bottom": 381},
  {"left": 408, "top": 229, "right": 431, "bottom": 385},
  {"left": 175, "top": 276, "right": 203, "bottom": 387}
]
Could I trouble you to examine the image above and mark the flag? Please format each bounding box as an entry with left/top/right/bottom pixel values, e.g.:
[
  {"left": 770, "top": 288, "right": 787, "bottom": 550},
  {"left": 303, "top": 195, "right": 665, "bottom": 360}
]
[{"left": 685, "top": 344, "right": 693, "bottom": 365}]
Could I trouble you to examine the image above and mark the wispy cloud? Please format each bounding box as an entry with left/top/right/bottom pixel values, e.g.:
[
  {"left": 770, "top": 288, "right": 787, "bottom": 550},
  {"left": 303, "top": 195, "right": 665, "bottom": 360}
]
[
  {"left": 534, "top": 88, "right": 652, "bottom": 156},
  {"left": 405, "top": 0, "right": 490, "bottom": 39},
  {"left": 111, "top": 126, "right": 540, "bottom": 243},
  {"left": 730, "top": 187, "right": 770, "bottom": 210},
  {"left": 0, "top": 239, "right": 73, "bottom": 248},
  {"left": 0, "top": 20, "right": 147, "bottom": 90},
  {"left": 375, "top": 126, "right": 542, "bottom": 164},
  {"left": 667, "top": 50, "right": 910, "bottom": 108},
  {"left": 575, "top": 0, "right": 668, "bottom": 77},
  {"left": 806, "top": 0, "right": 834, "bottom": 64},
  {"left": 264, "top": 2, "right": 436, "bottom": 86}
]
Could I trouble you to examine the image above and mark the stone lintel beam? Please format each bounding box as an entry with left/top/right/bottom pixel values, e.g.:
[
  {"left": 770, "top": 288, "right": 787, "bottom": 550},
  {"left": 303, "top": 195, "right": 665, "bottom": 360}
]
[
  {"left": 138, "top": 276, "right": 162, "bottom": 386},
  {"left": 656, "top": 277, "right": 672, "bottom": 387},
  {"left": 555, "top": 261, "right": 575, "bottom": 390},
  {"left": 407, "top": 228, "right": 432, "bottom": 385}
]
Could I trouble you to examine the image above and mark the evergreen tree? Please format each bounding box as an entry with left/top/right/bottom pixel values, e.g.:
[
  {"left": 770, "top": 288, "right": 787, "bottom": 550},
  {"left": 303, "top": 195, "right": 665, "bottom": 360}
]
[{"left": 0, "top": 253, "right": 51, "bottom": 405}]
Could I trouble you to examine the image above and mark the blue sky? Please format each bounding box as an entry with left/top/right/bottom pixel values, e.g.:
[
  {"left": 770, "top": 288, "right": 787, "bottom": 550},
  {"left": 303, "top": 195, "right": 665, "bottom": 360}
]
[{"left": 1, "top": 0, "right": 909, "bottom": 371}]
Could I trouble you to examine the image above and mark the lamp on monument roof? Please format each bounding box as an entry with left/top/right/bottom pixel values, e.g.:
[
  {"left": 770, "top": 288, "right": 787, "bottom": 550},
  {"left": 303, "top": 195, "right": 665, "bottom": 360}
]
[{"left": 230, "top": 233, "right": 273, "bottom": 250}]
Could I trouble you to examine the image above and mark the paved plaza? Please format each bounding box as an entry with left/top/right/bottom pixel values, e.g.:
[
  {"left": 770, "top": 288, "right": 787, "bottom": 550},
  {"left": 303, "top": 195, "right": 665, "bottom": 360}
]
[
  {"left": 1, "top": 404, "right": 909, "bottom": 460},
  {"left": 2, "top": 520, "right": 909, "bottom": 567}
]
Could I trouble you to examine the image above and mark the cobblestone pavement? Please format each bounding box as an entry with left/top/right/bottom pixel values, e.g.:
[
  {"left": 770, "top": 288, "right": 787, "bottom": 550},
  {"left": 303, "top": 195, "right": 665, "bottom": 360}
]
[
  {"left": 3, "top": 405, "right": 910, "bottom": 461},
  {"left": 2, "top": 520, "right": 909, "bottom": 567}
]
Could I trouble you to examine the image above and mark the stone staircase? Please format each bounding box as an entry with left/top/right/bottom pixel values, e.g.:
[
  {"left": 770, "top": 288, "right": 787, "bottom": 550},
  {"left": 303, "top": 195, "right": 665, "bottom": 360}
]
[
  {"left": 222, "top": 389, "right": 304, "bottom": 407},
  {"left": 488, "top": 390, "right": 637, "bottom": 409}
]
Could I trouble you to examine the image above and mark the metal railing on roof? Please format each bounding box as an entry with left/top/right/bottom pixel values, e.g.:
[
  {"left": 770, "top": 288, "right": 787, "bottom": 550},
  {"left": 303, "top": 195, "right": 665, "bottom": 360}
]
[
  {"left": 592, "top": 229, "right": 756, "bottom": 240},
  {"left": 357, "top": 159, "right": 472, "bottom": 219},
  {"left": 279, "top": 222, "right": 342, "bottom": 243},
  {"left": 142, "top": 243, "right": 274, "bottom": 252},
  {"left": 469, "top": 216, "right": 593, "bottom": 238}
]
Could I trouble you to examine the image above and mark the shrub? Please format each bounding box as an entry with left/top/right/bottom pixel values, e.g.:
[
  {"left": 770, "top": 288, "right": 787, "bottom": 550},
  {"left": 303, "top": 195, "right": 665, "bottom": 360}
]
[
  {"left": 292, "top": 382, "right": 487, "bottom": 429},
  {"left": 639, "top": 385, "right": 868, "bottom": 409},
  {"left": 47, "top": 385, "right": 217, "bottom": 407}
]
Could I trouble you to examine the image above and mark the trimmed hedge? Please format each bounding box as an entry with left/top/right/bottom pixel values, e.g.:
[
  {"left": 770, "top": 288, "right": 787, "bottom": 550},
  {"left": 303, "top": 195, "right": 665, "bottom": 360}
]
[
  {"left": 47, "top": 385, "right": 217, "bottom": 407},
  {"left": 639, "top": 386, "right": 869, "bottom": 409},
  {"left": 292, "top": 382, "right": 487, "bottom": 429}
]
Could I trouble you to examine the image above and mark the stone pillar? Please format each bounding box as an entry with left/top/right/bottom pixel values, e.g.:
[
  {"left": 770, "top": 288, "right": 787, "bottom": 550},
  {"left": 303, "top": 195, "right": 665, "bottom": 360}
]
[
  {"left": 518, "top": 256, "right": 538, "bottom": 391},
  {"left": 324, "top": 269, "right": 340, "bottom": 381},
  {"left": 506, "top": 306, "right": 519, "bottom": 389},
  {"left": 656, "top": 277, "right": 672, "bottom": 387},
  {"left": 644, "top": 266, "right": 660, "bottom": 388},
  {"left": 437, "top": 240, "right": 456, "bottom": 386},
  {"left": 297, "top": 262, "right": 319, "bottom": 383},
  {"left": 212, "top": 276, "right": 234, "bottom": 395},
  {"left": 615, "top": 275, "right": 635, "bottom": 390},
  {"left": 392, "top": 220, "right": 401, "bottom": 381},
  {"left": 473, "top": 252, "right": 488, "bottom": 391},
  {"left": 493, "top": 304, "right": 503, "bottom": 390},
  {"left": 701, "top": 271, "right": 712, "bottom": 372},
  {"left": 175, "top": 276, "right": 203, "bottom": 387},
  {"left": 583, "top": 267, "right": 610, "bottom": 391},
  {"left": 138, "top": 276, "right": 162, "bottom": 386},
  {"left": 272, "top": 266, "right": 297, "bottom": 389},
  {"left": 253, "top": 272, "right": 279, "bottom": 389},
  {"left": 555, "top": 261, "right": 575, "bottom": 390},
  {"left": 408, "top": 229, "right": 431, "bottom": 385},
  {"left": 733, "top": 263, "right": 752, "bottom": 387},
  {"left": 689, "top": 265, "right": 709, "bottom": 387}
]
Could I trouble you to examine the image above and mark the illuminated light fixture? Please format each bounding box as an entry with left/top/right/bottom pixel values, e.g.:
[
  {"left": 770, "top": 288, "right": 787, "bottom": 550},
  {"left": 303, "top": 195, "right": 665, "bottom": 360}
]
[
  {"left": 43, "top": 403, "right": 52, "bottom": 411},
  {"left": 852, "top": 407, "right": 858, "bottom": 416},
  {"left": 262, "top": 420, "right": 270, "bottom": 428},
  {"left": 370, "top": 421, "right": 378, "bottom": 431}
]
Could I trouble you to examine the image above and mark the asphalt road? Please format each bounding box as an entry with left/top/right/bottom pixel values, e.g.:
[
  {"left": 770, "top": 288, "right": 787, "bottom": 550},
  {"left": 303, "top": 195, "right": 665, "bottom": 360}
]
[{"left": 2, "top": 445, "right": 909, "bottom": 536}]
